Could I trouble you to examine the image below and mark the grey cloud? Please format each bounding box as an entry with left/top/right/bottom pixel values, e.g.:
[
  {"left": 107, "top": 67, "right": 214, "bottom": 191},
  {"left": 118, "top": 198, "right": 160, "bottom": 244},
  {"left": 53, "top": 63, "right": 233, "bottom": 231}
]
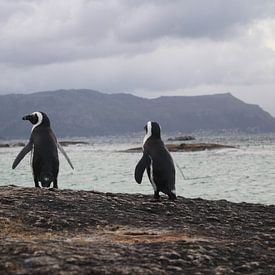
[
  {"left": 1, "top": 0, "right": 275, "bottom": 67},
  {"left": 117, "top": 0, "right": 275, "bottom": 41},
  {"left": 0, "top": 0, "right": 155, "bottom": 66},
  {"left": 2, "top": 37, "right": 274, "bottom": 92},
  {"left": 0, "top": 0, "right": 33, "bottom": 24}
]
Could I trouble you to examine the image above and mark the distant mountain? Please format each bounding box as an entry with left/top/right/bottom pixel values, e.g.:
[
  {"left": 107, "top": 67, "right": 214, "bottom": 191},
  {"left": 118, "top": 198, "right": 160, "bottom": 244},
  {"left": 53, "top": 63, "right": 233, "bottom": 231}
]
[{"left": 1, "top": 89, "right": 275, "bottom": 138}]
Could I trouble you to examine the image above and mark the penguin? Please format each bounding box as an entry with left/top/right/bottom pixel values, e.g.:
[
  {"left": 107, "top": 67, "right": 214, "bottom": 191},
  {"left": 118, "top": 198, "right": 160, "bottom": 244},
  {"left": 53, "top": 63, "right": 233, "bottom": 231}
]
[
  {"left": 12, "top": 111, "right": 74, "bottom": 188},
  {"left": 134, "top": 121, "right": 176, "bottom": 200}
]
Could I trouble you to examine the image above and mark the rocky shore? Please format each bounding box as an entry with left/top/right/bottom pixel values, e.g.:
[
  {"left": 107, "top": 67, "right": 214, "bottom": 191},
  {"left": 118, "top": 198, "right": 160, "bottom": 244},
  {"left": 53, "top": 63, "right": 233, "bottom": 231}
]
[{"left": 0, "top": 185, "right": 274, "bottom": 274}]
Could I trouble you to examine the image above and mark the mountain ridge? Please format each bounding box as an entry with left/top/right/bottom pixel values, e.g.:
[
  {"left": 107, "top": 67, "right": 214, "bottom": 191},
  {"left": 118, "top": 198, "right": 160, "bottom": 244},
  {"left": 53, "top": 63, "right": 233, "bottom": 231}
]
[{"left": 0, "top": 89, "right": 274, "bottom": 138}]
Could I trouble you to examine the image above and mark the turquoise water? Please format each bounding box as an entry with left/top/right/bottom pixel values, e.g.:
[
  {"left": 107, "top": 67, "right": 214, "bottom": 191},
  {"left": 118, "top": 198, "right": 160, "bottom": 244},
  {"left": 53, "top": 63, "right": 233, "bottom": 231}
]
[{"left": 1, "top": 133, "right": 275, "bottom": 205}]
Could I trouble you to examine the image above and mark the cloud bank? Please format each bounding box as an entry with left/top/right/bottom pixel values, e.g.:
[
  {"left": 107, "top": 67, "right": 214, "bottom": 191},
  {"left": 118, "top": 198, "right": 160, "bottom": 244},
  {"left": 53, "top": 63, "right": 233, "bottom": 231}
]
[{"left": 0, "top": 0, "right": 275, "bottom": 114}]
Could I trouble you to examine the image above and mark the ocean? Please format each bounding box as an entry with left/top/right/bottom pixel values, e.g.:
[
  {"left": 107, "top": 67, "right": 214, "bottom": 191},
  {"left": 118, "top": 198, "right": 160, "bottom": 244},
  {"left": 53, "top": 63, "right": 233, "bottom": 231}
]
[{"left": 1, "top": 132, "right": 274, "bottom": 205}]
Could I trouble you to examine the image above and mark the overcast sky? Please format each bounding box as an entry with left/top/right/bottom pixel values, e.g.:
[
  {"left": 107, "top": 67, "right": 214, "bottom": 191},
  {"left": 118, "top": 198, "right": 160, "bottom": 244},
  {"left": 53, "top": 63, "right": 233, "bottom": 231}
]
[{"left": 1, "top": 0, "right": 275, "bottom": 114}]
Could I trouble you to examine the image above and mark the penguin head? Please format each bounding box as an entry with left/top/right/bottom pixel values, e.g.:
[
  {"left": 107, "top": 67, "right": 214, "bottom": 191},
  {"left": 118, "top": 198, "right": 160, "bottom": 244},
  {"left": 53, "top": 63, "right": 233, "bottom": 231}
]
[
  {"left": 143, "top": 121, "right": 161, "bottom": 145},
  {"left": 22, "top": 112, "right": 50, "bottom": 131},
  {"left": 145, "top": 121, "right": 161, "bottom": 138}
]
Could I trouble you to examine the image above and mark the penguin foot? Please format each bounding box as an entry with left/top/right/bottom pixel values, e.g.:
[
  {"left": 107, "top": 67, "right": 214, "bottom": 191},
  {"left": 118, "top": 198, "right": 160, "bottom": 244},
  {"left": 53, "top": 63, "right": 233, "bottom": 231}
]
[
  {"left": 151, "top": 191, "right": 161, "bottom": 202},
  {"left": 53, "top": 181, "right": 58, "bottom": 189},
  {"left": 168, "top": 195, "right": 177, "bottom": 201},
  {"left": 154, "top": 191, "right": 160, "bottom": 199}
]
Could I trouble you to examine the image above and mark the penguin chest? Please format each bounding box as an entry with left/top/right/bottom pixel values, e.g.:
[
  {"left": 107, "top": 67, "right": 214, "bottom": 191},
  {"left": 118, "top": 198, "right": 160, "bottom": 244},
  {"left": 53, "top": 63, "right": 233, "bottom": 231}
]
[
  {"left": 30, "top": 146, "right": 35, "bottom": 169},
  {"left": 147, "top": 157, "right": 157, "bottom": 191}
]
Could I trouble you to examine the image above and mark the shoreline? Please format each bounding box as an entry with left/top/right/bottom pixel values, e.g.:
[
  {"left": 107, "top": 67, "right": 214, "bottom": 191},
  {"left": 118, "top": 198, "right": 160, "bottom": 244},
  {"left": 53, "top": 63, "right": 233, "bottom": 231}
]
[{"left": 0, "top": 185, "right": 274, "bottom": 274}]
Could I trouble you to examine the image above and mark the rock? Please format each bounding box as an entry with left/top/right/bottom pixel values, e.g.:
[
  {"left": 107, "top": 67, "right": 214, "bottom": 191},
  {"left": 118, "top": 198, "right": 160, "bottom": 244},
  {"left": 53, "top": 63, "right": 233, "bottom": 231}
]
[
  {"left": 215, "top": 266, "right": 234, "bottom": 274},
  {"left": 1, "top": 140, "right": 90, "bottom": 148},
  {"left": 0, "top": 144, "right": 9, "bottom": 148},
  {"left": 0, "top": 186, "right": 274, "bottom": 274},
  {"left": 163, "top": 251, "right": 181, "bottom": 259},
  {"left": 166, "top": 265, "right": 183, "bottom": 272},
  {"left": 168, "top": 136, "right": 196, "bottom": 141},
  {"left": 122, "top": 143, "right": 237, "bottom": 152},
  {"left": 11, "top": 142, "right": 26, "bottom": 147},
  {"left": 234, "top": 263, "right": 257, "bottom": 272},
  {"left": 24, "top": 256, "right": 58, "bottom": 267}
]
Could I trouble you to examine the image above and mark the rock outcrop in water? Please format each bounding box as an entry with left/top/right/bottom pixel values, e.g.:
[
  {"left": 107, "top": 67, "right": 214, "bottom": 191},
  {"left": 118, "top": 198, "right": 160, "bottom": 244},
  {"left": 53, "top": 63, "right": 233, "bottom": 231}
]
[
  {"left": 0, "top": 142, "right": 25, "bottom": 148},
  {"left": 123, "top": 143, "right": 237, "bottom": 152},
  {"left": 0, "top": 185, "right": 274, "bottom": 274},
  {"left": 0, "top": 141, "right": 88, "bottom": 148},
  {"left": 167, "top": 136, "right": 196, "bottom": 141}
]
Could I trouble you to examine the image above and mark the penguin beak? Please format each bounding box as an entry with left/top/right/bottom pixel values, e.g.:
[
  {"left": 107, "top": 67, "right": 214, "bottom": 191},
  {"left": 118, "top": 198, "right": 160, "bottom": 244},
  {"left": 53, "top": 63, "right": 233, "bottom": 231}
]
[
  {"left": 22, "top": 115, "right": 32, "bottom": 121},
  {"left": 22, "top": 114, "right": 38, "bottom": 124}
]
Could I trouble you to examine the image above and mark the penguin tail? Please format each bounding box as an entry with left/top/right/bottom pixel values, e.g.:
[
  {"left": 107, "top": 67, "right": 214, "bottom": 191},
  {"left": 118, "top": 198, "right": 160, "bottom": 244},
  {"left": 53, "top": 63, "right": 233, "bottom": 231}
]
[{"left": 40, "top": 174, "right": 53, "bottom": 188}]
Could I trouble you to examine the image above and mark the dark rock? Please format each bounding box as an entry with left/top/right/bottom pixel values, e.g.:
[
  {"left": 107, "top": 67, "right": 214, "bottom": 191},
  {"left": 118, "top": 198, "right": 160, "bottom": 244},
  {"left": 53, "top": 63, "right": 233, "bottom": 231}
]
[
  {"left": 0, "top": 142, "right": 26, "bottom": 148},
  {"left": 122, "top": 143, "right": 237, "bottom": 153},
  {"left": 0, "top": 186, "right": 274, "bottom": 274},
  {"left": 168, "top": 136, "right": 196, "bottom": 141},
  {"left": 0, "top": 144, "right": 9, "bottom": 148},
  {"left": 11, "top": 142, "right": 25, "bottom": 147},
  {"left": 24, "top": 256, "right": 58, "bottom": 267},
  {"left": 166, "top": 265, "right": 183, "bottom": 272}
]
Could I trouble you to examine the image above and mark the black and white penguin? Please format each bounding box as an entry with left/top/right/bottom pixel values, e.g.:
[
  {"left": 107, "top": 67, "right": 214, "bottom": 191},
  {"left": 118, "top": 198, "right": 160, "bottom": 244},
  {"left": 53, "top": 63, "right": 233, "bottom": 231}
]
[
  {"left": 12, "top": 111, "right": 74, "bottom": 188},
  {"left": 134, "top": 121, "right": 176, "bottom": 200}
]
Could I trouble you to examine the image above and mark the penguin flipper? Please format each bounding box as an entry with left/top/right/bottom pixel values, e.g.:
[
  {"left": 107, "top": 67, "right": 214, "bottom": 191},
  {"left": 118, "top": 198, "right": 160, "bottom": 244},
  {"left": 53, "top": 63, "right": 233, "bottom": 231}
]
[
  {"left": 57, "top": 142, "right": 74, "bottom": 170},
  {"left": 134, "top": 153, "right": 150, "bottom": 184},
  {"left": 12, "top": 141, "right": 33, "bottom": 169}
]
